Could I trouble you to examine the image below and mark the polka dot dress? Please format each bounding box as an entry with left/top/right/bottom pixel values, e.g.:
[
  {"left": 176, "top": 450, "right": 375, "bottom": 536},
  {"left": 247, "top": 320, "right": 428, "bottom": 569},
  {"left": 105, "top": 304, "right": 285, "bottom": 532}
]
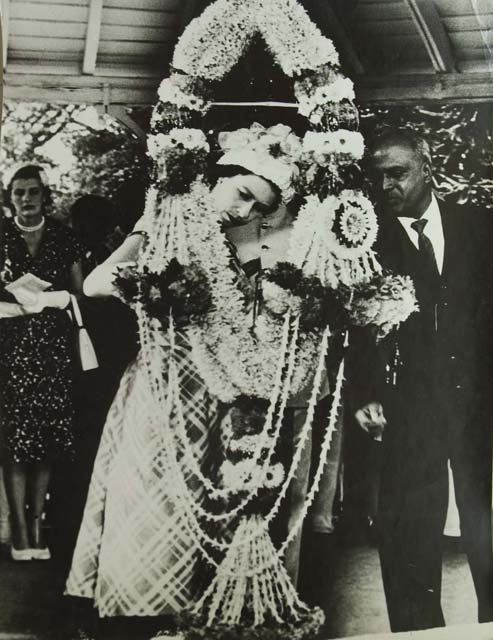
[{"left": 0, "top": 218, "right": 85, "bottom": 463}]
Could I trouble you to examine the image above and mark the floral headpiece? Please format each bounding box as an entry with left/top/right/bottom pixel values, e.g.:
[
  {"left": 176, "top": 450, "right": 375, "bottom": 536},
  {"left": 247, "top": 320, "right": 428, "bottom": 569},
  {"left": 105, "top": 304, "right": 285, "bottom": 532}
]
[{"left": 217, "top": 123, "right": 301, "bottom": 202}]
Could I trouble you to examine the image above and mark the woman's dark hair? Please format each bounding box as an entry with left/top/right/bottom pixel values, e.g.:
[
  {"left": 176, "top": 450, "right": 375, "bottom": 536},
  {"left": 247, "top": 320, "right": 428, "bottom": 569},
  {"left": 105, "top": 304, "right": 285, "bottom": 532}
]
[
  {"left": 70, "top": 194, "right": 117, "bottom": 248},
  {"left": 208, "top": 163, "right": 282, "bottom": 212},
  {"left": 6, "top": 164, "right": 53, "bottom": 212}
]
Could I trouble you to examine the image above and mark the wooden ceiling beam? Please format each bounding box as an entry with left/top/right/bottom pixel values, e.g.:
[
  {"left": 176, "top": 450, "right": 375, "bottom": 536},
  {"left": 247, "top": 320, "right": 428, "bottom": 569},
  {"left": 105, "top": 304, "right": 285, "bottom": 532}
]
[
  {"left": 1, "top": 0, "right": 10, "bottom": 70},
  {"left": 82, "top": 0, "right": 104, "bottom": 74},
  {"left": 4, "top": 70, "right": 493, "bottom": 105},
  {"left": 404, "top": 0, "right": 457, "bottom": 73}
]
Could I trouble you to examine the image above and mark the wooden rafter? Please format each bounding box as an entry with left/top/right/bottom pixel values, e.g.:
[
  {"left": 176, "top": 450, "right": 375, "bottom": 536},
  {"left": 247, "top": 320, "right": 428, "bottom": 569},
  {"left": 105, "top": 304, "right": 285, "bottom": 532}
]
[
  {"left": 83, "top": 0, "right": 104, "bottom": 75},
  {"left": 404, "top": 0, "right": 456, "bottom": 73},
  {"left": 4, "top": 70, "right": 493, "bottom": 105},
  {"left": 1, "top": 0, "right": 10, "bottom": 70}
]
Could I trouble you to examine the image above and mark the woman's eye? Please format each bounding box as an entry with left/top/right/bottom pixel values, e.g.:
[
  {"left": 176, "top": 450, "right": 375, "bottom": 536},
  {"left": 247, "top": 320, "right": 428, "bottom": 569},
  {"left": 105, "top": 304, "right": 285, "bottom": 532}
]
[{"left": 238, "top": 190, "right": 251, "bottom": 201}]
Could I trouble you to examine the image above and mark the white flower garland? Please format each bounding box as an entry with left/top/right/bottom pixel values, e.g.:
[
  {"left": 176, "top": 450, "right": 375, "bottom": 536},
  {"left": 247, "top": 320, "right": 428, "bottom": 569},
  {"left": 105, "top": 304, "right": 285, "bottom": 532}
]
[
  {"left": 173, "top": 0, "right": 254, "bottom": 81},
  {"left": 148, "top": 129, "right": 209, "bottom": 159},
  {"left": 130, "top": 3, "right": 419, "bottom": 633},
  {"left": 172, "top": 0, "right": 338, "bottom": 81},
  {"left": 288, "top": 190, "right": 381, "bottom": 288},
  {"left": 297, "top": 76, "right": 355, "bottom": 120},
  {"left": 301, "top": 130, "right": 365, "bottom": 166},
  {"left": 157, "top": 75, "right": 208, "bottom": 113},
  {"left": 255, "top": 0, "right": 339, "bottom": 76}
]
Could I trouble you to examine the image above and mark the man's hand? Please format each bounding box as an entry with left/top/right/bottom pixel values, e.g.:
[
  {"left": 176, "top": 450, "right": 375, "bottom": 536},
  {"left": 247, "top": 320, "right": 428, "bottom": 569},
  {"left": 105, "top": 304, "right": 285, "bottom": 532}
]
[{"left": 355, "top": 402, "right": 387, "bottom": 442}]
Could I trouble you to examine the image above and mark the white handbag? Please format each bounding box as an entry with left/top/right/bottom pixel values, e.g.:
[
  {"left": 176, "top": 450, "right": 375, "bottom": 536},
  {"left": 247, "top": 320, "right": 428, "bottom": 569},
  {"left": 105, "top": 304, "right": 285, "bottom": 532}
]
[{"left": 70, "top": 294, "right": 99, "bottom": 371}]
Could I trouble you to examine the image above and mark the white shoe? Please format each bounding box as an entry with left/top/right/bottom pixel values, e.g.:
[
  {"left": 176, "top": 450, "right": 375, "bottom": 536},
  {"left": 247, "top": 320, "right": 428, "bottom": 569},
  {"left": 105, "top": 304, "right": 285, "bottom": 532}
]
[
  {"left": 11, "top": 546, "right": 33, "bottom": 561},
  {"left": 30, "top": 547, "right": 51, "bottom": 560}
]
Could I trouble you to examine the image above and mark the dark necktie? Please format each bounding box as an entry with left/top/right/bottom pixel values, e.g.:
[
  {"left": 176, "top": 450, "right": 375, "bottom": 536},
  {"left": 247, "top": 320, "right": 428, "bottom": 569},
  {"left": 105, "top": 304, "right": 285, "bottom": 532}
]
[{"left": 411, "top": 217, "right": 439, "bottom": 279}]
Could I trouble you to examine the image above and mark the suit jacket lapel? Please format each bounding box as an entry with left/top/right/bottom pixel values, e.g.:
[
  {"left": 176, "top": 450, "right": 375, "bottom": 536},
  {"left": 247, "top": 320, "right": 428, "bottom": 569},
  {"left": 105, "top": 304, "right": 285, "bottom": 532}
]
[{"left": 378, "top": 215, "right": 420, "bottom": 277}]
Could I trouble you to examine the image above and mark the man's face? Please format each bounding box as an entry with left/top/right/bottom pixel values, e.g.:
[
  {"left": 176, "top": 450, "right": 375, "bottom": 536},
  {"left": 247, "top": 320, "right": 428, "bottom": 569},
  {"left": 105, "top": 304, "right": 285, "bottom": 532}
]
[{"left": 370, "top": 143, "right": 432, "bottom": 218}]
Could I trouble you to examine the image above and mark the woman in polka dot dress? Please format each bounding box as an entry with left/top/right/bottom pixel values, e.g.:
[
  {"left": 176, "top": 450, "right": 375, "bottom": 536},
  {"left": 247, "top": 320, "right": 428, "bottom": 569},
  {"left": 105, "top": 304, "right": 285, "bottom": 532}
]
[{"left": 0, "top": 165, "right": 85, "bottom": 561}]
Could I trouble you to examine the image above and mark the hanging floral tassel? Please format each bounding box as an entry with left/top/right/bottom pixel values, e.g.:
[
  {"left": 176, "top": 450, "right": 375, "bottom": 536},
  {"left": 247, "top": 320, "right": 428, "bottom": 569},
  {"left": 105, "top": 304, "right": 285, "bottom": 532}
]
[{"left": 185, "top": 515, "right": 324, "bottom": 639}]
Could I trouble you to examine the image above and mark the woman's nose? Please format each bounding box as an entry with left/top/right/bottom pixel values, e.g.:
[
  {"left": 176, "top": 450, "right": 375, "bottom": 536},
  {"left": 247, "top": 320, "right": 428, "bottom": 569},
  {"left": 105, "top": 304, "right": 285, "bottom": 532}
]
[{"left": 237, "top": 201, "right": 254, "bottom": 219}]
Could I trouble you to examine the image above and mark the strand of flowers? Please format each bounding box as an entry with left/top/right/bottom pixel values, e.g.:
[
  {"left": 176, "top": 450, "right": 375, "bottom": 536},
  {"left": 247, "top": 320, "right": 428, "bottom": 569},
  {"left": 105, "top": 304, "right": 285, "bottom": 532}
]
[
  {"left": 166, "top": 316, "right": 288, "bottom": 508},
  {"left": 169, "top": 313, "right": 293, "bottom": 502},
  {"left": 223, "top": 326, "right": 333, "bottom": 575},
  {"left": 138, "top": 319, "right": 319, "bottom": 567},
  {"left": 193, "top": 515, "right": 311, "bottom": 626},
  {"left": 182, "top": 324, "right": 331, "bottom": 575},
  {"left": 163, "top": 316, "right": 306, "bottom": 530},
  {"left": 277, "top": 333, "right": 348, "bottom": 556},
  {"left": 138, "top": 189, "right": 193, "bottom": 273}
]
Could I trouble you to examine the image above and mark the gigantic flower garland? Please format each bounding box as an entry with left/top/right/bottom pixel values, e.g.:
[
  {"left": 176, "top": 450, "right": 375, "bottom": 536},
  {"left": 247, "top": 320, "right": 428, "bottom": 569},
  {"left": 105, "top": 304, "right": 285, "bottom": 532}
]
[{"left": 117, "top": 2, "right": 420, "bottom": 639}]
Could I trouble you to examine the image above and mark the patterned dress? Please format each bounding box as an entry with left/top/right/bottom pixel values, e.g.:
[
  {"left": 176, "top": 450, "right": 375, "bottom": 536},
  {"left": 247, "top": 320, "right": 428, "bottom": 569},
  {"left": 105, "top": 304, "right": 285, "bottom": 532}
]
[
  {"left": 65, "top": 336, "right": 218, "bottom": 616},
  {"left": 0, "top": 218, "right": 85, "bottom": 463}
]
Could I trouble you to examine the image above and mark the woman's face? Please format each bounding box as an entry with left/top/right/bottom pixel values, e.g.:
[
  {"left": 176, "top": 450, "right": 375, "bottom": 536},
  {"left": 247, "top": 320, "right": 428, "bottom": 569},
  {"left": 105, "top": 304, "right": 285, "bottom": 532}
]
[
  {"left": 212, "top": 174, "right": 279, "bottom": 227},
  {"left": 11, "top": 178, "right": 44, "bottom": 222}
]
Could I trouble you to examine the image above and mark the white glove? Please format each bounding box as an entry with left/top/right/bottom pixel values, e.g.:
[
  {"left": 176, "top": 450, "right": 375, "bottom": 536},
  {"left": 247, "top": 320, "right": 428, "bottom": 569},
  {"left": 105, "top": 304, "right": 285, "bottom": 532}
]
[
  {"left": 355, "top": 402, "right": 387, "bottom": 442},
  {"left": 0, "top": 302, "right": 27, "bottom": 318},
  {"left": 22, "top": 290, "right": 71, "bottom": 314}
]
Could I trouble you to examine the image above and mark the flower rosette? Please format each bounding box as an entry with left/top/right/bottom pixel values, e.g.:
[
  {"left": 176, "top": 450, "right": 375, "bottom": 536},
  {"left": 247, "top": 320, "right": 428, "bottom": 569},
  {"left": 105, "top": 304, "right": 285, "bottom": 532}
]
[
  {"left": 328, "top": 190, "right": 379, "bottom": 260},
  {"left": 148, "top": 128, "right": 210, "bottom": 195}
]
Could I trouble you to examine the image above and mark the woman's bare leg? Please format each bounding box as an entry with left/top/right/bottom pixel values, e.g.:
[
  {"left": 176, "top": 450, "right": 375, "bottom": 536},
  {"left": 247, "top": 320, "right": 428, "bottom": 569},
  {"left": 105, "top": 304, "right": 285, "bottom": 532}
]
[
  {"left": 27, "top": 462, "right": 51, "bottom": 548},
  {"left": 3, "top": 462, "right": 29, "bottom": 550}
]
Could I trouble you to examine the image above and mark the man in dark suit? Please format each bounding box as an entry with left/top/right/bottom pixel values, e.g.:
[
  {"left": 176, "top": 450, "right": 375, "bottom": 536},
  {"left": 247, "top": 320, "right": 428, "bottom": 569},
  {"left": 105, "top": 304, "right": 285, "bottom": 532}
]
[{"left": 355, "top": 127, "right": 493, "bottom": 632}]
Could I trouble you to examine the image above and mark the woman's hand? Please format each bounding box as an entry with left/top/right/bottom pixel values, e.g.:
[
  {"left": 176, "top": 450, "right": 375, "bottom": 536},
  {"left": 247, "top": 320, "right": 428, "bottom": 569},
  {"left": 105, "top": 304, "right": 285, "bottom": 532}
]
[
  {"left": 0, "top": 301, "right": 28, "bottom": 319},
  {"left": 22, "top": 290, "right": 71, "bottom": 314}
]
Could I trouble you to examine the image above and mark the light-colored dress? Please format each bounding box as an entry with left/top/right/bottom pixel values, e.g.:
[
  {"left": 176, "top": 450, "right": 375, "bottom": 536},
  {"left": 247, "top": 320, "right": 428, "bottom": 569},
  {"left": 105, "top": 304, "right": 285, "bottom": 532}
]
[
  {"left": 65, "top": 339, "right": 217, "bottom": 617},
  {"left": 66, "top": 207, "right": 342, "bottom": 613}
]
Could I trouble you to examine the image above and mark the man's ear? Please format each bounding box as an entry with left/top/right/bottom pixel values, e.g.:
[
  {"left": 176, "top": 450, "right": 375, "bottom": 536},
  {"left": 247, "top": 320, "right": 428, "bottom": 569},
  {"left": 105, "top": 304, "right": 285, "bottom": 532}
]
[{"left": 422, "top": 161, "right": 433, "bottom": 185}]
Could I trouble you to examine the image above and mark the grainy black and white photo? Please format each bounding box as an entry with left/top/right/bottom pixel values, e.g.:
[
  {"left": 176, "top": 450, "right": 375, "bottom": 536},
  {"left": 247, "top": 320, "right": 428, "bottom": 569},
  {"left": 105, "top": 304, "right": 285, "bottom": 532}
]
[{"left": 0, "top": 1, "right": 492, "bottom": 639}]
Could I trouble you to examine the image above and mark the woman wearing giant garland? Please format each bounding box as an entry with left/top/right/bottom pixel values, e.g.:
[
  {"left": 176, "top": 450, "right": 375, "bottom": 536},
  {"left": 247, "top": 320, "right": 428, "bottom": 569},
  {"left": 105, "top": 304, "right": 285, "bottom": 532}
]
[{"left": 67, "top": 1, "right": 418, "bottom": 638}]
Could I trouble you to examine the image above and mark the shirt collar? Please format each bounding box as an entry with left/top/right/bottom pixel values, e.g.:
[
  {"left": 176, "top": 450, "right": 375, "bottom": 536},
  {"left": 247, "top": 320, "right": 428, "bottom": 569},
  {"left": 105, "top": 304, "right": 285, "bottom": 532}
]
[{"left": 398, "top": 194, "right": 441, "bottom": 233}]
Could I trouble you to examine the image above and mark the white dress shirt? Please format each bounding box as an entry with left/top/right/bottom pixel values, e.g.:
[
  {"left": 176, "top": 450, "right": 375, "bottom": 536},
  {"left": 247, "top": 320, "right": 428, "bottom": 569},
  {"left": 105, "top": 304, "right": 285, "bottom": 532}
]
[{"left": 397, "top": 195, "right": 444, "bottom": 275}]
